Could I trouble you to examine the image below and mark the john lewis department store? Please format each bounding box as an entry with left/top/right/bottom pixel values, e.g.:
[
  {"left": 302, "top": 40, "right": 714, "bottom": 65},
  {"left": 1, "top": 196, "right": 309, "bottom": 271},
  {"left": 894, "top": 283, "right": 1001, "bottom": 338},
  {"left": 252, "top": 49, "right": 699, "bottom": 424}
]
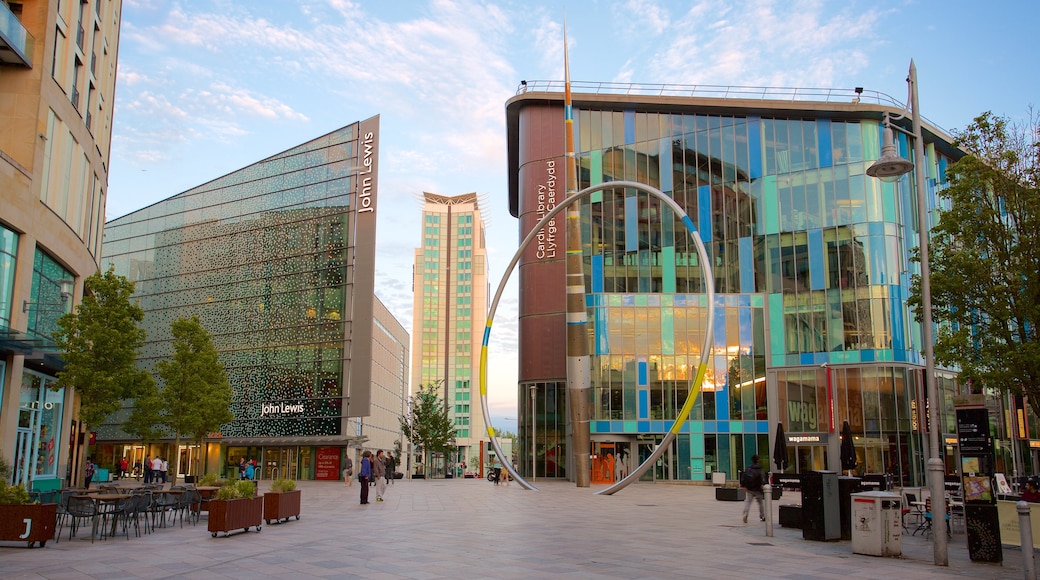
[
  {"left": 507, "top": 83, "right": 1036, "bottom": 485},
  {"left": 96, "top": 116, "right": 410, "bottom": 480}
]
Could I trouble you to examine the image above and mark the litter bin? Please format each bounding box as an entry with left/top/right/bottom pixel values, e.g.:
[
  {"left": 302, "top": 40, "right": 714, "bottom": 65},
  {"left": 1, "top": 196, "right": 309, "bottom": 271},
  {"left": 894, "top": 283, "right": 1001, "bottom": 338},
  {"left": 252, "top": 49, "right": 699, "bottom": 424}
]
[
  {"left": 802, "top": 470, "right": 840, "bottom": 541},
  {"left": 850, "top": 491, "right": 902, "bottom": 557}
]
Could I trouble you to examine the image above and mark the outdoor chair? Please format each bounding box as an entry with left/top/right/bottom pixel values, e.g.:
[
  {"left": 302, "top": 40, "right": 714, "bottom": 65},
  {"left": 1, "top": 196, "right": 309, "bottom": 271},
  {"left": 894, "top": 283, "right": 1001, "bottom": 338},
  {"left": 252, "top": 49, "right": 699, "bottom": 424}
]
[
  {"left": 179, "top": 488, "right": 202, "bottom": 526},
  {"left": 902, "top": 492, "right": 924, "bottom": 532},
  {"left": 53, "top": 490, "right": 74, "bottom": 543},
  {"left": 65, "top": 495, "right": 98, "bottom": 543},
  {"left": 99, "top": 496, "right": 132, "bottom": 541},
  {"left": 123, "top": 491, "right": 152, "bottom": 537},
  {"left": 917, "top": 496, "right": 952, "bottom": 538},
  {"left": 151, "top": 491, "right": 179, "bottom": 528}
]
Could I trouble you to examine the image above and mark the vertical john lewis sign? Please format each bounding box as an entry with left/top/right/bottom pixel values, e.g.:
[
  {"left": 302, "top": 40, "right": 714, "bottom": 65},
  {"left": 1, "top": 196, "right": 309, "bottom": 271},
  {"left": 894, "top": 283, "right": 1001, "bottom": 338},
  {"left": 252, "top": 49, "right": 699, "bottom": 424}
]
[{"left": 347, "top": 115, "right": 379, "bottom": 418}]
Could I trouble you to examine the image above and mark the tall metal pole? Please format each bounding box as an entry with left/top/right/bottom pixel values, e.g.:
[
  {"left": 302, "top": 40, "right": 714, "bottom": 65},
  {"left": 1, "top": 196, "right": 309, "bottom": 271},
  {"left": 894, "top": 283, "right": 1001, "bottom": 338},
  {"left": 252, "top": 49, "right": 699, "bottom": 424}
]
[
  {"left": 530, "top": 385, "right": 537, "bottom": 481},
  {"left": 563, "top": 23, "right": 591, "bottom": 487},
  {"left": 910, "top": 59, "right": 948, "bottom": 565}
]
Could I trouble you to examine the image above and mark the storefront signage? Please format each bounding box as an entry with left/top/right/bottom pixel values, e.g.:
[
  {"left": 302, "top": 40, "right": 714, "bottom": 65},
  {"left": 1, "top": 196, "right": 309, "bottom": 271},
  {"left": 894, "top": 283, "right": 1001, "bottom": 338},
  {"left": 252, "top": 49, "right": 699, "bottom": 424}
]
[
  {"left": 535, "top": 159, "right": 558, "bottom": 259},
  {"left": 261, "top": 402, "right": 305, "bottom": 416},
  {"left": 1031, "top": 440, "right": 1040, "bottom": 449},
  {"left": 787, "top": 433, "right": 829, "bottom": 444},
  {"left": 315, "top": 446, "right": 340, "bottom": 480},
  {"left": 357, "top": 131, "right": 376, "bottom": 214}
]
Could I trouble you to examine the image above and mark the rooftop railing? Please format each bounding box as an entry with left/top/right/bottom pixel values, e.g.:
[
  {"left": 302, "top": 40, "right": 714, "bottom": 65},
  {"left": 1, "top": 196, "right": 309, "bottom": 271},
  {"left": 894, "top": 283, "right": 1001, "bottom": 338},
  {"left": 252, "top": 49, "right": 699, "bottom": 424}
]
[{"left": 515, "top": 80, "right": 947, "bottom": 133}]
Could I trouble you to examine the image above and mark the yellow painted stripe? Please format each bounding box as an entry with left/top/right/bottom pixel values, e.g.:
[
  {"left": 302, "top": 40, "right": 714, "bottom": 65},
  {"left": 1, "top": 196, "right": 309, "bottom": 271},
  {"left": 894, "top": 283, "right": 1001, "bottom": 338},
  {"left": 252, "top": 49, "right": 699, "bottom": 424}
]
[
  {"left": 479, "top": 345, "right": 489, "bottom": 396},
  {"left": 670, "top": 362, "right": 709, "bottom": 435}
]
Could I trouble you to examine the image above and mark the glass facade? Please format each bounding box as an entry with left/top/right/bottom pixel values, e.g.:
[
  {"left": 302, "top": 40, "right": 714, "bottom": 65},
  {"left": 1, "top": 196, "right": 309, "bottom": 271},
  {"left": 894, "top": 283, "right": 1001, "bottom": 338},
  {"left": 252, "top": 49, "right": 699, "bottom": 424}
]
[
  {"left": 0, "top": 224, "right": 16, "bottom": 330},
  {"left": 100, "top": 120, "right": 380, "bottom": 449},
  {"left": 25, "top": 249, "right": 74, "bottom": 342},
  {"left": 509, "top": 94, "right": 981, "bottom": 484}
]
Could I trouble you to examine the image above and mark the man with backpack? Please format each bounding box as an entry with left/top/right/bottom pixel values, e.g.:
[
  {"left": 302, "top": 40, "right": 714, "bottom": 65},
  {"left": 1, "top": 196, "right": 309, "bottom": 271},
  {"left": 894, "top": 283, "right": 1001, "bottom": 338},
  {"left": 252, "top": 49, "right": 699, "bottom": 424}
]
[{"left": 740, "top": 454, "right": 766, "bottom": 523}]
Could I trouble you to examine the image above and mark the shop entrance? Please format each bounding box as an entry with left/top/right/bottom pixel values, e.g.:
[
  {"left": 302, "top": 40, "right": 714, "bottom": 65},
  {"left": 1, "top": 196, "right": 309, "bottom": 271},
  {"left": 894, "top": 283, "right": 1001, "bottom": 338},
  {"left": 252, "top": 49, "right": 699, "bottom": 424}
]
[
  {"left": 177, "top": 444, "right": 202, "bottom": 479},
  {"left": 263, "top": 447, "right": 298, "bottom": 480},
  {"left": 794, "top": 445, "right": 828, "bottom": 473}
]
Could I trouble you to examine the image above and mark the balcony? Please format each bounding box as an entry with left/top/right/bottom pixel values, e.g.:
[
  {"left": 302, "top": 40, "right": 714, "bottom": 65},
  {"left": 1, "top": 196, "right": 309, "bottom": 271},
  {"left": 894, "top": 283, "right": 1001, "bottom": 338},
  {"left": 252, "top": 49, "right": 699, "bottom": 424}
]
[{"left": 0, "top": 2, "right": 34, "bottom": 67}]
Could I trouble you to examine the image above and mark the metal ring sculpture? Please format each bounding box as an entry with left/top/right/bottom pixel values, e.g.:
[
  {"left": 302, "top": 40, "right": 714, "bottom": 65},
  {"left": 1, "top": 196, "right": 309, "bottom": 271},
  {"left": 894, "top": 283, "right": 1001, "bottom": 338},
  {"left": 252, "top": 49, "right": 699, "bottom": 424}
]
[{"left": 479, "top": 180, "right": 715, "bottom": 494}]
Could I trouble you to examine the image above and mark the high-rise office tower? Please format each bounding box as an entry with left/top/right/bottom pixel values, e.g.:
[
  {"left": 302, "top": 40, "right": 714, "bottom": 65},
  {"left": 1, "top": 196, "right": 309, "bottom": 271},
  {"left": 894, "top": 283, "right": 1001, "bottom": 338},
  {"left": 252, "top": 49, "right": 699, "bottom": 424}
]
[
  {"left": 0, "top": 0, "right": 123, "bottom": 487},
  {"left": 412, "top": 192, "right": 489, "bottom": 475}
]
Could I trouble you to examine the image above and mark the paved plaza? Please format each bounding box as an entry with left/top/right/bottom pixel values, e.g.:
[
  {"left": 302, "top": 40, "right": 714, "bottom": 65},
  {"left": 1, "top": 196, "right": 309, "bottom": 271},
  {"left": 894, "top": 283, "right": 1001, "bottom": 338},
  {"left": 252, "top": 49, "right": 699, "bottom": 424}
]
[{"left": 0, "top": 478, "right": 1030, "bottom": 579}]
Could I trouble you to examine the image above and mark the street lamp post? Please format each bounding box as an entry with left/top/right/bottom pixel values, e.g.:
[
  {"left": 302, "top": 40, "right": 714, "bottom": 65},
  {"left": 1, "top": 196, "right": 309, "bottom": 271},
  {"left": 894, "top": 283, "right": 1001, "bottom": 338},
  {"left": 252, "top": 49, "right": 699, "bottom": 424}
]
[
  {"left": 866, "top": 59, "right": 947, "bottom": 566},
  {"left": 529, "top": 385, "right": 537, "bottom": 481}
]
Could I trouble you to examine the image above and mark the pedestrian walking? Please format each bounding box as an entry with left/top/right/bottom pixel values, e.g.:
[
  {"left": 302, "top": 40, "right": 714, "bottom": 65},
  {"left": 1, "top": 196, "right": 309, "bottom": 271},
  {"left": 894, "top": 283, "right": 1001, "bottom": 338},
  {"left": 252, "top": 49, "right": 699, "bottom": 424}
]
[
  {"left": 144, "top": 454, "right": 152, "bottom": 484},
  {"left": 161, "top": 457, "right": 169, "bottom": 483},
  {"left": 343, "top": 456, "right": 354, "bottom": 487},
  {"left": 740, "top": 454, "right": 766, "bottom": 523},
  {"left": 373, "top": 449, "right": 387, "bottom": 502},
  {"left": 244, "top": 458, "right": 255, "bottom": 480},
  {"left": 359, "top": 450, "right": 373, "bottom": 504},
  {"left": 385, "top": 453, "right": 395, "bottom": 484},
  {"left": 119, "top": 456, "right": 129, "bottom": 479},
  {"left": 84, "top": 457, "right": 96, "bottom": 489}
]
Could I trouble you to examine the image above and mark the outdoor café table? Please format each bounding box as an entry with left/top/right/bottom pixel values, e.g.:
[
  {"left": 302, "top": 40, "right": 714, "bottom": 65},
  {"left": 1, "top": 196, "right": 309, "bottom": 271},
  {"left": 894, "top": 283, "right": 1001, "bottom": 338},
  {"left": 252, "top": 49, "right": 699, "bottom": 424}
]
[{"left": 75, "top": 493, "right": 132, "bottom": 540}]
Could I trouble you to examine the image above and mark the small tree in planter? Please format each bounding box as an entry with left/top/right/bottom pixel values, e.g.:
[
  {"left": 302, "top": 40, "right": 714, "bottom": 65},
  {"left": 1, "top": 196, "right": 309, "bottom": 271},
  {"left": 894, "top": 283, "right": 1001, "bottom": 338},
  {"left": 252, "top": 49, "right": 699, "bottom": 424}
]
[
  {"left": 208, "top": 479, "right": 262, "bottom": 537},
  {"left": 0, "top": 456, "right": 57, "bottom": 548},
  {"left": 263, "top": 478, "right": 301, "bottom": 525}
]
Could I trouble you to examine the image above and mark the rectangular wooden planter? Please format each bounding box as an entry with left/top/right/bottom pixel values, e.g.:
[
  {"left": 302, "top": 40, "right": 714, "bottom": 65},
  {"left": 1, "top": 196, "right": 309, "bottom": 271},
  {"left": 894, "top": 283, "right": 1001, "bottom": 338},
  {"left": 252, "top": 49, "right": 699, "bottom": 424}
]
[
  {"left": 207, "top": 496, "right": 263, "bottom": 537},
  {"left": 263, "top": 490, "right": 301, "bottom": 524},
  {"left": 0, "top": 503, "right": 58, "bottom": 548}
]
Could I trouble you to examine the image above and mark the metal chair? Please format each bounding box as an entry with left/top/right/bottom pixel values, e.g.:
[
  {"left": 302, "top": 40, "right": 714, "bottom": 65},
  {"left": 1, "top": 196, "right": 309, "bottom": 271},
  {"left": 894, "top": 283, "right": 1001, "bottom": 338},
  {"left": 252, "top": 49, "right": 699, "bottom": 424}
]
[
  {"left": 53, "top": 490, "right": 74, "bottom": 543},
  {"left": 65, "top": 496, "right": 99, "bottom": 543}
]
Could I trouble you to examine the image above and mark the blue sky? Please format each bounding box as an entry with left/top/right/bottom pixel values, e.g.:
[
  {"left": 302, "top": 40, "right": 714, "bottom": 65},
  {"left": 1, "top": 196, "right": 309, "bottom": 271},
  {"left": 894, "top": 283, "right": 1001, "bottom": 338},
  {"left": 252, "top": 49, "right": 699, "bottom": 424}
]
[{"left": 106, "top": 0, "right": 1039, "bottom": 428}]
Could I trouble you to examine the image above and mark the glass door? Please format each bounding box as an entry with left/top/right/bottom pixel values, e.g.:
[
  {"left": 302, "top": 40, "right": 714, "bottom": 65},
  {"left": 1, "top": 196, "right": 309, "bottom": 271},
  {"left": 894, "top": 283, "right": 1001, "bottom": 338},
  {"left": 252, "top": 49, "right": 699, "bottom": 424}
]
[{"left": 279, "top": 447, "right": 298, "bottom": 480}]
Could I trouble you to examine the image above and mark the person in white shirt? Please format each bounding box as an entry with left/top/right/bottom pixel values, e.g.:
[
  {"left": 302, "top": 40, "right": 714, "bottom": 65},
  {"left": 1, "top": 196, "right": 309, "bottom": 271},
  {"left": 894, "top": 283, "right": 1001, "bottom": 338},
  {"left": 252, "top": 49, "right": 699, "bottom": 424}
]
[
  {"left": 152, "top": 456, "right": 164, "bottom": 484},
  {"left": 161, "top": 458, "right": 169, "bottom": 483}
]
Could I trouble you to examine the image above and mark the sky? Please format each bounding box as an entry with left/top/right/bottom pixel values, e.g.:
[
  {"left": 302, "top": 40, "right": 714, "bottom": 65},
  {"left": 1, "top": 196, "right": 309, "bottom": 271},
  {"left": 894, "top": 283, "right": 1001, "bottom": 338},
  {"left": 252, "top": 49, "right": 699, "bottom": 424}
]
[{"left": 105, "top": 0, "right": 1039, "bottom": 432}]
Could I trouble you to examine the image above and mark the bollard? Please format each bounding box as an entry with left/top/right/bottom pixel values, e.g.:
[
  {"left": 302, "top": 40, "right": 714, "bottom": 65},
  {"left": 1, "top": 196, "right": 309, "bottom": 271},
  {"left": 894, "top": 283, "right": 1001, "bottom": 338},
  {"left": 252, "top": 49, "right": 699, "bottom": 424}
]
[
  {"left": 764, "top": 483, "right": 774, "bottom": 537},
  {"left": 1018, "top": 501, "right": 1036, "bottom": 580}
]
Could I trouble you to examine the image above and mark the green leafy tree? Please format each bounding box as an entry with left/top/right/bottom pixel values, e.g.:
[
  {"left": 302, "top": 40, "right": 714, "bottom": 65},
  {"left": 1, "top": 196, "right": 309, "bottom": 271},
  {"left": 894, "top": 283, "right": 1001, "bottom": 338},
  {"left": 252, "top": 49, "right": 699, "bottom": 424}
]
[
  {"left": 155, "top": 316, "right": 233, "bottom": 484},
  {"left": 921, "top": 110, "right": 1040, "bottom": 415},
  {"left": 53, "top": 268, "right": 154, "bottom": 482},
  {"left": 123, "top": 381, "right": 165, "bottom": 445},
  {"left": 399, "top": 383, "right": 457, "bottom": 474}
]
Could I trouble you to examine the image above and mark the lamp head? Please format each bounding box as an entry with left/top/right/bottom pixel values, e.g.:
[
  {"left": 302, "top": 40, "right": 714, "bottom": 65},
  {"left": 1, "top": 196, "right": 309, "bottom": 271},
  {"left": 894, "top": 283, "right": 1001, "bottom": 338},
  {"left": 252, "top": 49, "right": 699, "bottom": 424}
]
[{"left": 866, "top": 125, "right": 913, "bottom": 182}]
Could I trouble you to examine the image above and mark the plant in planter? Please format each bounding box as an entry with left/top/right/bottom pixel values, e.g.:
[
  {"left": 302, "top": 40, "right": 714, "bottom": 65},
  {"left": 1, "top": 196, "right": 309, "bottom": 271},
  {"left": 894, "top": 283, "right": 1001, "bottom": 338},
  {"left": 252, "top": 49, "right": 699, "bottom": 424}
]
[
  {"left": 198, "top": 472, "right": 221, "bottom": 487},
  {"left": 263, "top": 478, "right": 301, "bottom": 525},
  {"left": 207, "top": 479, "right": 262, "bottom": 537},
  {"left": 0, "top": 456, "right": 57, "bottom": 548}
]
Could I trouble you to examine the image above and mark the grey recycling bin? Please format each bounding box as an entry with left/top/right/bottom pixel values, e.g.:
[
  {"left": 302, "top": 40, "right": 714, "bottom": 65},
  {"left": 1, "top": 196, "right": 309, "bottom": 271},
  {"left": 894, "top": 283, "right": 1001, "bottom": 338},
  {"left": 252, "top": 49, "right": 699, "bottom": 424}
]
[{"left": 850, "top": 491, "right": 902, "bottom": 557}]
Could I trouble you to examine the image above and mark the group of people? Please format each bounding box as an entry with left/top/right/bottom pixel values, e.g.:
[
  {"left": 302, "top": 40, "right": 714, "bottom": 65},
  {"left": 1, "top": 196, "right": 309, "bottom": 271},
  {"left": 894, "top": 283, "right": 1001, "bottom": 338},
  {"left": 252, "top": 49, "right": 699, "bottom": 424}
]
[
  {"left": 238, "top": 457, "right": 257, "bottom": 480},
  {"left": 354, "top": 450, "right": 396, "bottom": 504},
  {"left": 142, "top": 454, "right": 170, "bottom": 484}
]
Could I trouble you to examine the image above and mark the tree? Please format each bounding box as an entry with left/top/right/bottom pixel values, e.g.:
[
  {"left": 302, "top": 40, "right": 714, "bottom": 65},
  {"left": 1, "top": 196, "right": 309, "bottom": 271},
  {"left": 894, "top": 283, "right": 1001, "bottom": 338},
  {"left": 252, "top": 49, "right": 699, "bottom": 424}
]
[
  {"left": 122, "top": 381, "right": 164, "bottom": 446},
  {"left": 922, "top": 110, "right": 1040, "bottom": 416},
  {"left": 53, "top": 268, "right": 154, "bottom": 481},
  {"left": 399, "top": 383, "right": 457, "bottom": 474},
  {"left": 155, "top": 317, "right": 233, "bottom": 484}
]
